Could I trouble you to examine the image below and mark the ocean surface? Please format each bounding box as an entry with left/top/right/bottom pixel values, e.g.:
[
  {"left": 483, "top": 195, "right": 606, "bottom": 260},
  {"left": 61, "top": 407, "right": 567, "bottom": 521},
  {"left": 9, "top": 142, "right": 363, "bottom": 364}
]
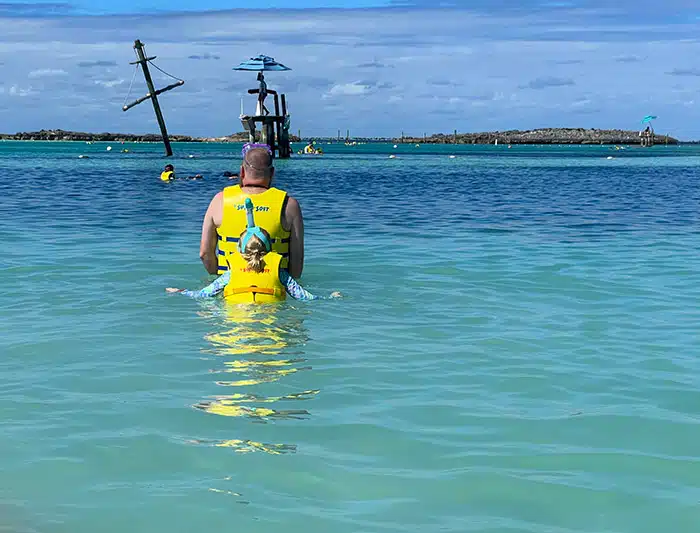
[{"left": 1, "top": 140, "right": 699, "bottom": 533}]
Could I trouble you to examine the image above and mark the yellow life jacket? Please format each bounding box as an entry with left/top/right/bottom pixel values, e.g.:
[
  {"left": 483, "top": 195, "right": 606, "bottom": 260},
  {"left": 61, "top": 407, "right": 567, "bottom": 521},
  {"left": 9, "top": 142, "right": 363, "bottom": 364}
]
[
  {"left": 216, "top": 185, "right": 290, "bottom": 274},
  {"left": 160, "top": 170, "right": 174, "bottom": 181},
  {"left": 223, "top": 252, "right": 286, "bottom": 304}
]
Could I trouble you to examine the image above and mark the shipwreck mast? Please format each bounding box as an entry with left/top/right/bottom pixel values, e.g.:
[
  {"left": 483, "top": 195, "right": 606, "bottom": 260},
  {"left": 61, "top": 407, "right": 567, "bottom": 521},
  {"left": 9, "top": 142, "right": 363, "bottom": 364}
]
[{"left": 122, "top": 39, "right": 184, "bottom": 156}]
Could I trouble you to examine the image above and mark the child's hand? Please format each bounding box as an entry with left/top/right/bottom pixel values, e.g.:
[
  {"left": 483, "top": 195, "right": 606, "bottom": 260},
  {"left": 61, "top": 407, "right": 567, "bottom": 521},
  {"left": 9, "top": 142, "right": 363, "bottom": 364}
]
[
  {"left": 166, "top": 287, "right": 184, "bottom": 293},
  {"left": 330, "top": 291, "right": 342, "bottom": 299}
]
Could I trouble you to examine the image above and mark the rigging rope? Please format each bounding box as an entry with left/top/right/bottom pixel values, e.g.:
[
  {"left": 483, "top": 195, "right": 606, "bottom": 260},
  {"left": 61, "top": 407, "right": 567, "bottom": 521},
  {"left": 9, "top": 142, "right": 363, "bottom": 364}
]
[
  {"left": 148, "top": 60, "right": 184, "bottom": 83},
  {"left": 141, "top": 42, "right": 184, "bottom": 82},
  {"left": 140, "top": 42, "right": 183, "bottom": 82},
  {"left": 122, "top": 63, "right": 139, "bottom": 108},
  {"left": 122, "top": 43, "right": 183, "bottom": 109}
]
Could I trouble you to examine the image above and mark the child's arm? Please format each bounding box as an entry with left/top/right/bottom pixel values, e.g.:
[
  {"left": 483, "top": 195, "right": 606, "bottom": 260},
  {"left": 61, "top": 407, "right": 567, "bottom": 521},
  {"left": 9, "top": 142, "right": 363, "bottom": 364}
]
[
  {"left": 279, "top": 270, "right": 340, "bottom": 301},
  {"left": 167, "top": 271, "right": 230, "bottom": 298}
]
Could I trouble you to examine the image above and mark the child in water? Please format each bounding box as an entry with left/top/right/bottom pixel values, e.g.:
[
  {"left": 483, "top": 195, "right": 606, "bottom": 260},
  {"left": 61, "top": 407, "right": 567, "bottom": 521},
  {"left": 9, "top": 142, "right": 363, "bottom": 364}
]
[{"left": 167, "top": 199, "right": 340, "bottom": 302}]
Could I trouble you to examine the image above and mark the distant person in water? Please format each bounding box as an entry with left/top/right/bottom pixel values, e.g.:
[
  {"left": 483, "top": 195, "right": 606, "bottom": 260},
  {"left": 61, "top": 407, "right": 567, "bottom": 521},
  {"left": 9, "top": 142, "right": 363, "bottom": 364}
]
[
  {"left": 160, "top": 164, "right": 203, "bottom": 181},
  {"left": 160, "top": 164, "right": 175, "bottom": 181},
  {"left": 169, "top": 200, "right": 339, "bottom": 302}
]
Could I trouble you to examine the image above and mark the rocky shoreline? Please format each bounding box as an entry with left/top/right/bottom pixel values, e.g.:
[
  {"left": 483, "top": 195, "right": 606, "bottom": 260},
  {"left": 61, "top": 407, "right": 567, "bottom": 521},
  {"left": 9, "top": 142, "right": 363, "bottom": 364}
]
[
  {"left": 0, "top": 127, "right": 679, "bottom": 145},
  {"left": 398, "top": 128, "right": 678, "bottom": 145},
  {"left": 0, "top": 129, "right": 299, "bottom": 143},
  {"left": 0, "top": 129, "right": 234, "bottom": 142}
]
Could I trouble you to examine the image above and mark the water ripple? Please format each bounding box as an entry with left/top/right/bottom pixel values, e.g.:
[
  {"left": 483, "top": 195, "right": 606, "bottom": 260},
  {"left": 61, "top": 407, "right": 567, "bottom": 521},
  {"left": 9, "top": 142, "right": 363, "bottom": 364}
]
[{"left": 1, "top": 142, "right": 700, "bottom": 532}]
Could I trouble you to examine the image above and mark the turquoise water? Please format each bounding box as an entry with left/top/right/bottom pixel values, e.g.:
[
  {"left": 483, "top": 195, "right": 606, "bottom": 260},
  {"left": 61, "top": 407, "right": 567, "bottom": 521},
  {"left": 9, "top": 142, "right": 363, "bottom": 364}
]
[{"left": 1, "top": 140, "right": 700, "bottom": 533}]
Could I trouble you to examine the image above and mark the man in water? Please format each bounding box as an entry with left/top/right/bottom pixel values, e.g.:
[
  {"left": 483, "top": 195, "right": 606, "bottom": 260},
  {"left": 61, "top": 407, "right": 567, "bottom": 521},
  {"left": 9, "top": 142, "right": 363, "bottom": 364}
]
[{"left": 199, "top": 144, "right": 304, "bottom": 279}]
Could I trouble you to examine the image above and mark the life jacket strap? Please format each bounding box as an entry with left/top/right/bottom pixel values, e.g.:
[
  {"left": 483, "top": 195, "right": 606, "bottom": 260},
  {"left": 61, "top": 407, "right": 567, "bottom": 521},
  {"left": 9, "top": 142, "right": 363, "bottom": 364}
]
[{"left": 228, "top": 286, "right": 276, "bottom": 296}]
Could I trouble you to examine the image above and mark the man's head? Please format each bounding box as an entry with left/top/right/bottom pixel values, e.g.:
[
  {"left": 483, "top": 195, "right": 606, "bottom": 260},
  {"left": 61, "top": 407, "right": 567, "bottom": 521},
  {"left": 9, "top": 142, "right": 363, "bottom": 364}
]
[
  {"left": 164, "top": 164, "right": 174, "bottom": 172},
  {"left": 240, "top": 143, "right": 274, "bottom": 187}
]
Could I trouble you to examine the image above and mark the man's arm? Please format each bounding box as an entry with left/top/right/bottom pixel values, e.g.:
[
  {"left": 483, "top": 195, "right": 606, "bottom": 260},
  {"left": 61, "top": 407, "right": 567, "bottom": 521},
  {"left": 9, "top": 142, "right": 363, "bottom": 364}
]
[
  {"left": 284, "top": 196, "right": 304, "bottom": 279},
  {"left": 199, "top": 192, "right": 222, "bottom": 275}
]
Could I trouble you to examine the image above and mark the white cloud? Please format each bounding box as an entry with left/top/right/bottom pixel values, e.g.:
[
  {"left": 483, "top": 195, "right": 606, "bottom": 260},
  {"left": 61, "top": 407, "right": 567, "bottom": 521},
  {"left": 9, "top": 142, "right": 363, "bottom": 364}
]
[
  {"left": 28, "top": 68, "right": 67, "bottom": 78},
  {"left": 0, "top": 6, "right": 697, "bottom": 138},
  {"left": 2, "top": 85, "right": 38, "bottom": 97},
  {"left": 327, "top": 82, "right": 372, "bottom": 96},
  {"left": 93, "top": 79, "right": 126, "bottom": 88},
  {"left": 572, "top": 98, "right": 593, "bottom": 107}
]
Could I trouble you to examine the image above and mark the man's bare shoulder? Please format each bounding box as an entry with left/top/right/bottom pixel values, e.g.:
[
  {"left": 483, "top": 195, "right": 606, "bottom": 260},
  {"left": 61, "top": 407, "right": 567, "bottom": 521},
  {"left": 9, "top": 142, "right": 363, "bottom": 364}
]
[
  {"left": 208, "top": 190, "right": 224, "bottom": 226},
  {"left": 282, "top": 195, "right": 302, "bottom": 231},
  {"left": 284, "top": 195, "right": 302, "bottom": 215},
  {"left": 208, "top": 190, "right": 224, "bottom": 212}
]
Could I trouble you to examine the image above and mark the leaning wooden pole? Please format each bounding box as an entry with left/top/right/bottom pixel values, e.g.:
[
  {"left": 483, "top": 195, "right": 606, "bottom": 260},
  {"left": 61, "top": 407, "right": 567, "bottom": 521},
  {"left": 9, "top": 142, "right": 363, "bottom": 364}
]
[{"left": 132, "top": 39, "right": 173, "bottom": 157}]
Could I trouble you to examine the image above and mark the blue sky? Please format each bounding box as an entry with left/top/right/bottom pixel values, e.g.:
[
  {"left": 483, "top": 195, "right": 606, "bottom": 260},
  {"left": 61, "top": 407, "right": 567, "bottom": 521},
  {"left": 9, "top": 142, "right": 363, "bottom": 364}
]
[{"left": 0, "top": 0, "right": 699, "bottom": 138}]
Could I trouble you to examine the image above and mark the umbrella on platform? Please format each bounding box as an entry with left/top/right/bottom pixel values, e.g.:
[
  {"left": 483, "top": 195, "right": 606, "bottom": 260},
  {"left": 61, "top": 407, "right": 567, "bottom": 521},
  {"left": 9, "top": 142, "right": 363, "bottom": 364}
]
[
  {"left": 641, "top": 115, "right": 657, "bottom": 130},
  {"left": 233, "top": 55, "right": 291, "bottom": 71}
]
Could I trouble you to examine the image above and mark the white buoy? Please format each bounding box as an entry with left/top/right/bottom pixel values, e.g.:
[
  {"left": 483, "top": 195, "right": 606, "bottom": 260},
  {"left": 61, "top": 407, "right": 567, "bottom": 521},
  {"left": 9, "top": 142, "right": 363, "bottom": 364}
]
[
  {"left": 78, "top": 155, "right": 88, "bottom": 159},
  {"left": 389, "top": 155, "right": 396, "bottom": 159},
  {"left": 393, "top": 144, "right": 398, "bottom": 148},
  {"left": 449, "top": 155, "right": 456, "bottom": 159},
  {"left": 106, "top": 146, "right": 112, "bottom": 151},
  {"left": 188, "top": 154, "right": 195, "bottom": 158},
  {"left": 606, "top": 156, "right": 614, "bottom": 160}
]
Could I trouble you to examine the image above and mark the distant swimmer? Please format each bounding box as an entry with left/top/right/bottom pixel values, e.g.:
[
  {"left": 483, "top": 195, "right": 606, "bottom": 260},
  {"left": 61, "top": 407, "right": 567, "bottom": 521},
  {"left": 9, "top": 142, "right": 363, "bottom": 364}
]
[
  {"left": 223, "top": 171, "right": 239, "bottom": 179},
  {"left": 160, "top": 164, "right": 175, "bottom": 181},
  {"left": 160, "top": 164, "right": 203, "bottom": 181},
  {"left": 300, "top": 140, "right": 323, "bottom": 155},
  {"left": 168, "top": 198, "right": 340, "bottom": 302}
]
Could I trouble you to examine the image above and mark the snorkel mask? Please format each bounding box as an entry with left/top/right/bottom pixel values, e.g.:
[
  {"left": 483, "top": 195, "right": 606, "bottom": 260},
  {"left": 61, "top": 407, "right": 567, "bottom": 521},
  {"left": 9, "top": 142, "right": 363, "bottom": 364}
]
[
  {"left": 242, "top": 142, "right": 272, "bottom": 157},
  {"left": 237, "top": 197, "right": 272, "bottom": 254}
]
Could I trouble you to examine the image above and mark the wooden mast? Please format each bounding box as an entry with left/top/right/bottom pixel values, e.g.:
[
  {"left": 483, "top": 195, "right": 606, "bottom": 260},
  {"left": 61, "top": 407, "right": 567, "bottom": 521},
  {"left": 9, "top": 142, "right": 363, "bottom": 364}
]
[{"left": 122, "top": 39, "right": 183, "bottom": 157}]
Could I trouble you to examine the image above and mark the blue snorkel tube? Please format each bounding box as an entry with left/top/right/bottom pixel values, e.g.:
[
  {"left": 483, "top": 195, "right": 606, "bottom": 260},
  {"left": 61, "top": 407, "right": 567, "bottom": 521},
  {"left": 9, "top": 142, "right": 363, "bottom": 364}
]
[
  {"left": 245, "top": 198, "right": 256, "bottom": 228},
  {"left": 238, "top": 198, "right": 272, "bottom": 253}
]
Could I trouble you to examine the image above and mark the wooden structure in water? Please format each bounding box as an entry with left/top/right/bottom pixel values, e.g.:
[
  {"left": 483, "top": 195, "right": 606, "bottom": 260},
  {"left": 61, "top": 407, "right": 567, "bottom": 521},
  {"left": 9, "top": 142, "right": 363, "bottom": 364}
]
[
  {"left": 122, "top": 39, "right": 184, "bottom": 156},
  {"left": 239, "top": 85, "right": 292, "bottom": 159}
]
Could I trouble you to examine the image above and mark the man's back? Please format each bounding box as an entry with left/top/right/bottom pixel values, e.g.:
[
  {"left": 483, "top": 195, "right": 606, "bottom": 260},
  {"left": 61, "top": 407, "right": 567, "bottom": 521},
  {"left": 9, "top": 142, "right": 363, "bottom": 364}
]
[{"left": 199, "top": 147, "right": 304, "bottom": 278}]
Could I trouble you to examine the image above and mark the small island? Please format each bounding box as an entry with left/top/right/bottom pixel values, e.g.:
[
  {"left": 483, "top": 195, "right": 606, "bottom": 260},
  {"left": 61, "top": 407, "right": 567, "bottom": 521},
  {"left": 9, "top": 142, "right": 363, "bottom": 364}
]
[
  {"left": 0, "top": 127, "right": 679, "bottom": 145},
  {"left": 396, "top": 128, "right": 678, "bottom": 146},
  {"left": 0, "top": 129, "right": 302, "bottom": 143}
]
